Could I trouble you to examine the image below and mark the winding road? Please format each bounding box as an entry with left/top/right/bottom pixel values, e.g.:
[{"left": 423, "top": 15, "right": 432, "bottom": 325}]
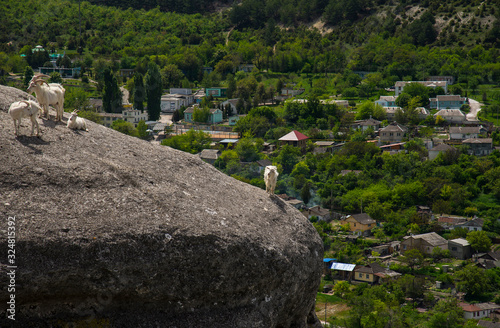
[{"left": 466, "top": 98, "right": 482, "bottom": 121}]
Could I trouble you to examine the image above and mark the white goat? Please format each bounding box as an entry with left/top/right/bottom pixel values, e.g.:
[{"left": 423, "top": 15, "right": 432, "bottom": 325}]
[
  {"left": 67, "top": 110, "right": 88, "bottom": 131},
  {"left": 27, "top": 78, "right": 65, "bottom": 121},
  {"left": 264, "top": 165, "right": 279, "bottom": 194},
  {"left": 8, "top": 100, "right": 41, "bottom": 137}
]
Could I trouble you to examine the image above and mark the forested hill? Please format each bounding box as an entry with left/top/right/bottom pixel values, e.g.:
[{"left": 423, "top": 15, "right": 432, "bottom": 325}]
[{"left": 86, "top": 0, "right": 233, "bottom": 14}]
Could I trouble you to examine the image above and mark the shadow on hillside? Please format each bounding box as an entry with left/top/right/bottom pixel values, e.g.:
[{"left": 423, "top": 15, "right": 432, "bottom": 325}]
[{"left": 16, "top": 135, "right": 50, "bottom": 155}]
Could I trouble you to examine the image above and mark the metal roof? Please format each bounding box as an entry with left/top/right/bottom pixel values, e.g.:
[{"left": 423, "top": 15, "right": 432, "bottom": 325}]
[{"left": 330, "top": 262, "right": 356, "bottom": 271}]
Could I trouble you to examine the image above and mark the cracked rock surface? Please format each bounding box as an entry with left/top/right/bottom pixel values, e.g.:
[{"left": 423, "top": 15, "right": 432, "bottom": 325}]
[{"left": 0, "top": 85, "right": 323, "bottom": 327}]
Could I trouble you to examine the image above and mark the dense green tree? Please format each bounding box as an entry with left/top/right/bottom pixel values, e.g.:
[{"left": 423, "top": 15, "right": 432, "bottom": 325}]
[
  {"left": 102, "top": 67, "right": 122, "bottom": 113},
  {"left": 145, "top": 62, "right": 162, "bottom": 121},
  {"left": 466, "top": 230, "right": 492, "bottom": 253},
  {"left": 136, "top": 120, "right": 149, "bottom": 139},
  {"left": 111, "top": 119, "right": 137, "bottom": 137},
  {"left": 193, "top": 107, "right": 210, "bottom": 123},
  {"left": 427, "top": 298, "right": 464, "bottom": 328},
  {"left": 161, "top": 129, "right": 211, "bottom": 154},
  {"left": 23, "top": 66, "right": 34, "bottom": 87},
  {"left": 401, "top": 249, "right": 424, "bottom": 271},
  {"left": 133, "top": 73, "right": 145, "bottom": 112},
  {"left": 49, "top": 72, "right": 63, "bottom": 84},
  {"left": 455, "top": 263, "right": 490, "bottom": 297},
  {"left": 275, "top": 144, "right": 302, "bottom": 174}
]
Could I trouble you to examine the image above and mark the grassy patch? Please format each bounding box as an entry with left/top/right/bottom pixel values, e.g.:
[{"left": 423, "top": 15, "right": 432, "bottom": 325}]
[{"left": 316, "top": 292, "right": 342, "bottom": 304}]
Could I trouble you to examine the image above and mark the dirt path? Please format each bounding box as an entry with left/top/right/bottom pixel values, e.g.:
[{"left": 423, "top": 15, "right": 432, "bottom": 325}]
[{"left": 467, "top": 98, "right": 482, "bottom": 121}]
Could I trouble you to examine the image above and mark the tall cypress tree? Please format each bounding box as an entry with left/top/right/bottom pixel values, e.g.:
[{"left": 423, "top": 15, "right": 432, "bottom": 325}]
[
  {"left": 133, "top": 72, "right": 145, "bottom": 112},
  {"left": 145, "top": 62, "right": 162, "bottom": 121},
  {"left": 103, "top": 67, "right": 122, "bottom": 113}
]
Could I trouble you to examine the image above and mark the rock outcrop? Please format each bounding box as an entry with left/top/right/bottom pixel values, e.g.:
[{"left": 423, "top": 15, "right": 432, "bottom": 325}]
[{"left": 0, "top": 85, "right": 323, "bottom": 327}]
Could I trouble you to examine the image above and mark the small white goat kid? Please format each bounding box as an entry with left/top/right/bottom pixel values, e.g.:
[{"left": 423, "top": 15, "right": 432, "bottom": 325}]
[
  {"left": 264, "top": 165, "right": 279, "bottom": 194},
  {"left": 8, "top": 100, "right": 41, "bottom": 136},
  {"left": 67, "top": 110, "right": 88, "bottom": 131},
  {"left": 27, "top": 78, "right": 65, "bottom": 121}
]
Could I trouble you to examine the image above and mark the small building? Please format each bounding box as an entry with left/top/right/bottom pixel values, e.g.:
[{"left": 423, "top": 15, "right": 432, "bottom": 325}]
[
  {"left": 256, "top": 159, "right": 272, "bottom": 172},
  {"left": 221, "top": 99, "right": 239, "bottom": 115},
  {"left": 449, "top": 126, "right": 482, "bottom": 140},
  {"left": 474, "top": 251, "right": 500, "bottom": 269},
  {"left": 353, "top": 262, "right": 401, "bottom": 284},
  {"left": 339, "top": 170, "right": 362, "bottom": 176},
  {"left": 416, "top": 107, "right": 430, "bottom": 120},
  {"left": 161, "top": 94, "right": 194, "bottom": 112},
  {"left": 119, "top": 69, "right": 135, "bottom": 78},
  {"left": 428, "top": 143, "right": 455, "bottom": 160},
  {"left": 199, "top": 149, "right": 221, "bottom": 165},
  {"left": 448, "top": 238, "right": 472, "bottom": 260},
  {"left": 122, "top": 109, "right": 148, "bottom": 127},
  {"left": 460, "top": 303, "right": 500, "bottom": 320},
  {"left": 379, "top": 122, "right": 407, "bottom": 144},
  {"left": 99, "top": 113, "right": 122, "bottom": 128},
  {"left": 401, "top": 232, "right": 448, "bottom": 255},
  {"left": 454, "top": 218, "right": 484, "bottom": 232},
  {"left": 395, "top": 81, "right": 448, "bottom": 96},
  {"left": 89, "top": 98, "right": 103, "bottom": 112},
  {"left": 344, "top": 213, "right": 376, "bottom": 236},
  {"left": 303, "top": 206, "right": 332, "bottom": 222},
  {"left": 375, "top": 96, "right": 397, "bottom": 108},
  {"left": 278, "top": 130, "right": 309, "bottom": 149},
  {"left": 238, "top": 64, "right": 255, "bottom": 72},
  {"left": 314, "top": 141, "right": 335, "bottom": 154},
  {"left": 184, "top": 107, "right": 195, "bottom": 123},
  {"left": 330, "top": 262, "right": 356, "bottom": 281},
  {"left": 384, "top": 107, "right": 402, "bottom": 121},
  {"left": 285, "top": 198, "right": 305, "bottom": 209},
  {"left": 218, "top": 139, "right": 239, "bottom": 149},
  {"left": 209, "top": 108, "right": 223, "bottom": 124},
  {"left": 462, "top": 138, "right": 493, "bottom": 156},
  {"left": 426, "top": 76, "right": 455, "bottom": 85},
  {"left": 170, "top": 88, "right": 192, "bottom": 95},
  {"left": 434, "top": 109, "right": 466, "bottom": 123},
  {"left": 429, "top": 95, "right": 466, "bottom": 110},
  {"left": 228, "top": 115, "right": 244, "bottom": 126},
  {"left": 206, "top": 87, "right": 227, "bottom": 98},
  {"left": 351, "top": 118, "right": 382, "bottom": 132}
]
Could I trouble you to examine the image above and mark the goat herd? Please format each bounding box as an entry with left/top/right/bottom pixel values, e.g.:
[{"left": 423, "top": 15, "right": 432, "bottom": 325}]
[{"left": 8, "top": 73, "right": 87, "bottom": 137}]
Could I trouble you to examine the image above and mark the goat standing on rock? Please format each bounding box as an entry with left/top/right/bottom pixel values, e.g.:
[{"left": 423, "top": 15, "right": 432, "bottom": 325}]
[
  {"left": 67, "top": 110, "right": 88, "bottom": 131},
  {"left": 8, "top": 100, "right": 41, "bottom": 137},
  {"left": 27, "top": 77, "right": 65, "bottom": 121},
  {"left": 264, "top": 165, "right": 279, "bottom": 195}
]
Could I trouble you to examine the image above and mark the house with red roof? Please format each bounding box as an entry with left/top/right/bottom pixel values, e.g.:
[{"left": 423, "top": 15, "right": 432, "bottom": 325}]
[
  {"left": 460, "top": 302, "right": 500, "bottom": 320},
  {"left": 278, "top": 130, "right": 309, "bottom": 150}
]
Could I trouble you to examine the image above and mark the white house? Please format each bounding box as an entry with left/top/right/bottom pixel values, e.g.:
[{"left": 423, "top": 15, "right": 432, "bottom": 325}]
[
  {"left": 434, "top": 109, "right": 466, "bottom": 123},
  {"left": 449, "top": 126, "right": 482, "bottom": 140},
  {"left": 394, "top": 81, "right": 448, "bottom": 96},
  {"left": 375, "top": 96, "right": 397, "bottom": 107},
  {"left": 428, "top": 143, "right": 454, "bottom": 160},
  {"left": 460, "top": 303, "right": 500, "bottom": 320},
  {"left": 122, "top": 109, "right": 148, "bottom": 127}
]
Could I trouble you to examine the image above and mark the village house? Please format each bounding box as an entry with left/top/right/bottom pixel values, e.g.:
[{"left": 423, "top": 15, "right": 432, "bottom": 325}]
[
  {"left": 353, "top": 262, "right": 401, "bottom": 284},
  {"left": 375, "top": 96, "right": 398, "bottom": 107},
  {"left": 449, "top": 126, "right": 484, "bottom": 140},
  {"left": 448, "top": 238, "right": 472, "bottom": 260},
  {"left": 454, "top": 217, "right": 484, "bottom": 231},
  {"left": 383, "top": 107, "right": 401, "bottom": 121},
  {"left": 221, "top": 99, "right": 239, "bottom": 115},
  {"left": 314, "top": 141, "right": 335, "bottom": 154},
  {"left": 121, "top": 108, "right": 148, "bottom": 127},
  {"left": 401, "top": 232, "right": 448, "bottom": 255},
  {"left": 206, "top": 87, "right": 227, "bottom": 98},
  {"left": 183, "top": 107, "right": 223, "bottom": 124},
  {"left": 256, "top": 159, "right": 272, "bottom": 172},
  {"left": 434, "top": 109, "right": 466, "bottom": 123},
  {"left": 161, "top": 94, "right": 193, "bottom": 112},
  {"left": 428, "top": 143, "right": 455, "bottom": 160},
  {"left": 280, "top": 88, "right": 305, "bottom": 97},
  {"left": 99, "top": 113, "right": 122, "bottom": 128},
  {"left": 395, "top": 81, "right": 448, "bottom": 96},
  {"left": 379, "top": 122, "right": 407, "bottom": 144},
  {"left": 460, "top": 303, "right": 500, "bottom": 320},
  {"left": 463, "top": 138, "right": 494, "bottom": 156},
  {"left": 199, "top": 149, "right": 221, "bottom": 165},
  {"left": 429, "top": 95, "right": 467, "bottom": 110},
  {"left": 302, "top": 205, "right": 332, "bottom": 222},
  {"left": 330, "top": 262, "right": 356, "bottom": 281},
  {"left": 351, "top": 118, "right": 382, "bottom": 132},
  {"left": 416, "top": 107, "right": 430, "bottom": 120},
  {"left": 279, "top": 130, "right": 309, "bottom": 150},
  {"left": 474, "top": 251, "right": 500, "bottom": 269},
  {"left": 426, "top": 76, "right": 455, "bottom": 84},
  {"left": 344, "top": 213, "right": 376, "bottom": 236},
  {"left": 436, "top": 215, "right": 467, "bottom": 230}
]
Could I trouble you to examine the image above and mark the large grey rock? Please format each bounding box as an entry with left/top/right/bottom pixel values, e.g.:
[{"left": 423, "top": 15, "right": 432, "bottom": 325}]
[{"left": 0, "top": 85, "right": 323, "bottom": 327}]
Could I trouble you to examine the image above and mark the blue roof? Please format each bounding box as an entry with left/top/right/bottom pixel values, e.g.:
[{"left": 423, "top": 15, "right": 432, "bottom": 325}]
[{"left": 323, "top": 258, "right": 337, "bottom": 262}]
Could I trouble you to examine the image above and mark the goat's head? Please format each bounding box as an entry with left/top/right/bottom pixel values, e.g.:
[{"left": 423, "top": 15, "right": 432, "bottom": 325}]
[
  {"left": 69, "top": 110, "right": 79, "bottom": 122},
  {"left": 27, "top": 79, "right": 48, "bottom": 93}
]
